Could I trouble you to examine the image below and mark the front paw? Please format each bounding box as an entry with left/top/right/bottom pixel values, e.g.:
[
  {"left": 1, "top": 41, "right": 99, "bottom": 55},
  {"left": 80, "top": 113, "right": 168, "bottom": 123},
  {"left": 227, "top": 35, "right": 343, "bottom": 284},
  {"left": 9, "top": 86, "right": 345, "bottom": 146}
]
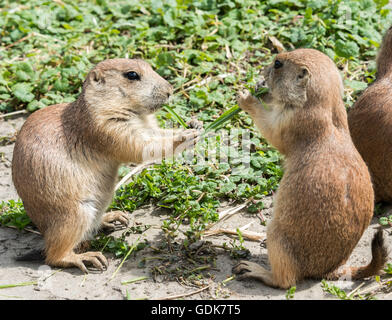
[
  {"left": 180, "top": 129, "right": 201, "bottom": 143},
  {"left": 187, "top": 118, "right": 203, "bottom": 131},
  {"left": 237, "top": 90, "right": 259, "bottom": 113},
  {"left": 174, "top": 129, "right": 200, "bottom": 152}
]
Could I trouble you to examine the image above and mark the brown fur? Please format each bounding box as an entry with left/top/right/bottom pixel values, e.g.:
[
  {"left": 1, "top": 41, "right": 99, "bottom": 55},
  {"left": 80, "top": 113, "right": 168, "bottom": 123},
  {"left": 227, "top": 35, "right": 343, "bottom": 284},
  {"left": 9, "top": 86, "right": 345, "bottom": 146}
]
[
  {"left": 232, "top": 49, "right": 387, "bottom": 289},
  {"left": 348, "top": 26, "right": 392, "bottom": 203},
  {"left": 12, "top": 58, "right": 200, "bottom": 273}
]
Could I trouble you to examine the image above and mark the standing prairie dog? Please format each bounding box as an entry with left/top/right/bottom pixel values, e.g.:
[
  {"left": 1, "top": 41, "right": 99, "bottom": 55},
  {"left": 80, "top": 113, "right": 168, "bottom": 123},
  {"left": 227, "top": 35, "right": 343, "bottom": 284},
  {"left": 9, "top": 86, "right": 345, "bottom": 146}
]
[
  {"left": 348, "top": 26, "right": 392, "bottom": 203},
  {"left": 233, "top": 49, "right": 387, "bottom": 289},
  {"left": 12, "top": 58, "right": 201, "bottom": 273}
]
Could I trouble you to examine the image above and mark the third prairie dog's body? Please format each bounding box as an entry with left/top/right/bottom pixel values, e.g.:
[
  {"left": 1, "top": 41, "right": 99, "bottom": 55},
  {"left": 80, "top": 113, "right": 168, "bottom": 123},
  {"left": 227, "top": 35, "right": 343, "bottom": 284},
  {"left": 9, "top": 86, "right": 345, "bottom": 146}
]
[
  {"left": 233, "top": 49, "right": 387, "bottom": 289},
  {"left": 12, "top": 58, "right": 201, "bottom": 273},
  {"left": 348, "top": 26, "right": 392, "bottom": 203}
]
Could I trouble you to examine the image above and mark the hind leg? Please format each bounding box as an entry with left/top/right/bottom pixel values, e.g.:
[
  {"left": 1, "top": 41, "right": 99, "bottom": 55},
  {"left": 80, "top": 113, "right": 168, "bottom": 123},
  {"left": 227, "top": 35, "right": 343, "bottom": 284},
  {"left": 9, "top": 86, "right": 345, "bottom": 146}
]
[
  {"left": 44, "top": 212, "right": 108, "bottom": 273},
  {"left": 233, "top": 235, "right": 299, "bottom": 289},
  {"left": 46, "top": 250, "right": 108, "bottom": 274}
]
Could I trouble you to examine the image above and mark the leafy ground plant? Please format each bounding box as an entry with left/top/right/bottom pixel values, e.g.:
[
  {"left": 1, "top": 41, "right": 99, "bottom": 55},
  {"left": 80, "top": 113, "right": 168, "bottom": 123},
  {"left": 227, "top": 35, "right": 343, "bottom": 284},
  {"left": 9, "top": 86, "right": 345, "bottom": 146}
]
[
  {"left": 320, "top": 279, "right": 375, "bottom": 300},
  {"left": 0, "top": 199, "right": 31, "bottom": 230},
  {"left": 285, "top": 286, "right": 296, "bottom": 300},
  {"left": 379, "top": 215, "right": 392, "bottom": 227},
  {"left": 1, "top": 0, "right": 392, "bottom": 286},
  {"left": 0, "top": 0, "right": 390, "bottom": 114}
]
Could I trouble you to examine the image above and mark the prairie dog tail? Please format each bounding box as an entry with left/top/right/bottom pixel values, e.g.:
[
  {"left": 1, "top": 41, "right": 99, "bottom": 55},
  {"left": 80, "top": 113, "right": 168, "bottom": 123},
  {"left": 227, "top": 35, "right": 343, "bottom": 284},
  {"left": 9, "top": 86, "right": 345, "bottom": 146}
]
[{"left": 328, "top": 229, "right": 388, "bottom": 280}]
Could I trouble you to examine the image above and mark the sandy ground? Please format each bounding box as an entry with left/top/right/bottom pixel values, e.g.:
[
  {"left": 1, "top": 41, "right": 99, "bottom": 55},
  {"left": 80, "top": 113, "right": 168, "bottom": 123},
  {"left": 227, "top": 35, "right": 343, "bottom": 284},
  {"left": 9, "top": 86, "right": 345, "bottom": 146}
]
[{"left": 0, "top": 115, "right": 391, "bottom": 300}]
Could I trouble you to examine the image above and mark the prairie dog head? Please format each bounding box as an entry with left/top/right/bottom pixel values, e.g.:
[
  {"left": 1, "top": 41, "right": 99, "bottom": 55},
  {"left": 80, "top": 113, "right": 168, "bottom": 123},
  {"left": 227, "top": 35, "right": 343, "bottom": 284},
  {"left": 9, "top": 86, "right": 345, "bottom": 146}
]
[
  {"left": 259, "top": 49, "right": 344, "bottom": 110},
  {"left": 83, "top": 58, "right": 173, "bottom": 118},
  {"left": 376, "top": 25, "right": 392, "bottom": 79}
]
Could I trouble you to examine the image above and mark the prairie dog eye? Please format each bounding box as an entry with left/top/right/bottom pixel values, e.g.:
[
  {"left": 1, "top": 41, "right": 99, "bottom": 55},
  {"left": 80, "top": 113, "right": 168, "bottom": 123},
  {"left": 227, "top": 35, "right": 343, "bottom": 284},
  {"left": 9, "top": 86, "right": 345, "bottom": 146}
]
[
  {"left": 124, "top": 71, "right": 140, "bottom": 81},
  {"left": 274, "top": 60, "right": 283, "bottom": 69}
]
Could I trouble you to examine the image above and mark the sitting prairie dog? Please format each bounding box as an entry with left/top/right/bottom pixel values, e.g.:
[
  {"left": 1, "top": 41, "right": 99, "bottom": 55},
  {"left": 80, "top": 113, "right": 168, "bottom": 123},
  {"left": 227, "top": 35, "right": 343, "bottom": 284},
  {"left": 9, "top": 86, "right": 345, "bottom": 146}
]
[
  {"left": 348, "top": 26, "right": 392, "bottom": 203},
  {"left": 12, "top": 58, "right": 201, "bottom": 273},
  {"left": 233, "top": 49, "right": 387, "bottom": 289}
]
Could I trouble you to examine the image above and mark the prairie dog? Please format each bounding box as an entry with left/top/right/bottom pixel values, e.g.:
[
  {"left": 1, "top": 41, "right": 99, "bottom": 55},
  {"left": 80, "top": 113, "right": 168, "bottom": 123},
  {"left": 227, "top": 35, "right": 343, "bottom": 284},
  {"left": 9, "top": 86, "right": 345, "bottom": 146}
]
[
  {"left": 233, "top": 49, "right": 387, "bottom": 289},
  {"left": 12, "top": 58, "right": 201, "bottom": 273},
  {"left": 348, "top": 26, "right": 392, "bottom": 203}
]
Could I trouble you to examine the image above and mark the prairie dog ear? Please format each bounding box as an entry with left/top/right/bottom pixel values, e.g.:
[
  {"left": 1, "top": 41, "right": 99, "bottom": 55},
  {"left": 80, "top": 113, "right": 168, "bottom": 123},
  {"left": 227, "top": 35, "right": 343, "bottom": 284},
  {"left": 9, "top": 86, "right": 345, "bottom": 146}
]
[
  {"left": 91, "top": 69, "right": 105, "bottom": 84},
  {"left": 297, "top": 66, "right": 309, "bottom": 86}
]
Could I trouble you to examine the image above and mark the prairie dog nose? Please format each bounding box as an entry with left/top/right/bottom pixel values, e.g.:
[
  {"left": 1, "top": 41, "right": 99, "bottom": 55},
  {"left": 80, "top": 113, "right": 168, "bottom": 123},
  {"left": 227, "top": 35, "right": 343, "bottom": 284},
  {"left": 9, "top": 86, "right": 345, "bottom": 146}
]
[
  {"left": 167, "top": 83, "right": 174, "bottom": 95},
  {"left": 165, "top": 83, "right": 174, "bottom": 98}
]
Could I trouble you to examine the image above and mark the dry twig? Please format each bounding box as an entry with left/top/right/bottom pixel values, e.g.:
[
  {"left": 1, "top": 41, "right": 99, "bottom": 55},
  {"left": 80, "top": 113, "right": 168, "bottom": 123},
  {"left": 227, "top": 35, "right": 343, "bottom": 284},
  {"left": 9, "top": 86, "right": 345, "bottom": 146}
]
[
  {"left": 5, "top": 225, "right": 41, "bottom": 235},
  {"left": 0, "top": 110, "right": 28, "bottom": 119},
  {"left": 206, "top": 198, "right": 252, "bottom": 230},
  {"left": 115, "top": 162, "right": 156, "bottom": 191},
  {"left": 203, "top": 228, "right": 263, "bottom": 242},
  {"left": 154, "top": 283, "right": 212, "bottom": 300}
]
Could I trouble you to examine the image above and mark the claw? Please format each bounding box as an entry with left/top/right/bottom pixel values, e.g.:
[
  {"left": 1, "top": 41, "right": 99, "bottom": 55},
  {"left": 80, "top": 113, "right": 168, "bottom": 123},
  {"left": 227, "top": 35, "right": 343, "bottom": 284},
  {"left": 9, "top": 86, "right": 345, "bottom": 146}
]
[
  {"left": 102, "top": 211, "right": 129, "bottom": 230},
  {"left": 55, "top": 251, "right": 109, "bottom": 274},
  {"left": 174, "top": 129, "right": 200, "bottom": 152},
  {"left": 232, "top": 260, "right": 252, "bottom": 275},
  {"left": 232, "top": 260, "right": 291, "bottom": 288},
  {"left": 78, "top": 251, "right": 108, "bottom": 272},
  {"left": 236, "top": 90, "right": 259, "bottom": 113},
  {"left": 187, "top": 119, "right": 203, "bottom": 131},
  {"left": 232, "top": 260, "right": 267, "bottom": 281}
]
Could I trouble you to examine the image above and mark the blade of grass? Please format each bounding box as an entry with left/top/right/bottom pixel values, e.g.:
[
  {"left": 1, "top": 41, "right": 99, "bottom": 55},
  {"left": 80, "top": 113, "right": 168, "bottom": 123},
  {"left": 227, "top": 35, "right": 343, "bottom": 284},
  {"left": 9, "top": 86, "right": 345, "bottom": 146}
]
[
  {"left": 0, "top": 293, "right": 23, "bottom": 299},
  {"left": 222, "top": 275, "right": 235, "bottom": 285},
  {"left": 110, "top": 236, "right": 141, "bottom": 280},
  {"left": 203, "top": 105, "right": 241, "bottom": 133},
  {"left": 0, "top": 281, "right": 37, "bottom": 289},
  {"left": 125, "top": 289, "right": 131, "bottom": 300},
  {"left": 121, "top": 276, "right": 149, "bottom": 285},
  {"left": 163, "top": 105, "right": 188, "bottom": 129},
  {"left": 165, "top": 103, "right": 242, "bottom": 135}
]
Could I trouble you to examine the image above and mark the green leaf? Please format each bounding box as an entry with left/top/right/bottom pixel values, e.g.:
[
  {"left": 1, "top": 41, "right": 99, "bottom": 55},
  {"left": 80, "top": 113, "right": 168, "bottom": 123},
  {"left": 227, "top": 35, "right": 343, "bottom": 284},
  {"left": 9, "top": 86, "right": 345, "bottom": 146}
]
[
  {"left": 374, "top": 0, "right": 389, "bottom": 9},
  {"left": 11, "top": 83, "right": 35, "bottom": 102},
  {"left": 220, "top": 181, "right": 236, "bottom": 193},
  {"left": 335, "top": 40, "right": 359, "bottom": 59},
  {"left": 344, "top": 80, "right": 367, "bottom": 91},
  {"left": 156, "top": 52, "right": 175, "bottom": 67},
  {"left": 379, "top": 216, "right": 392, "bottom": 226}
]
